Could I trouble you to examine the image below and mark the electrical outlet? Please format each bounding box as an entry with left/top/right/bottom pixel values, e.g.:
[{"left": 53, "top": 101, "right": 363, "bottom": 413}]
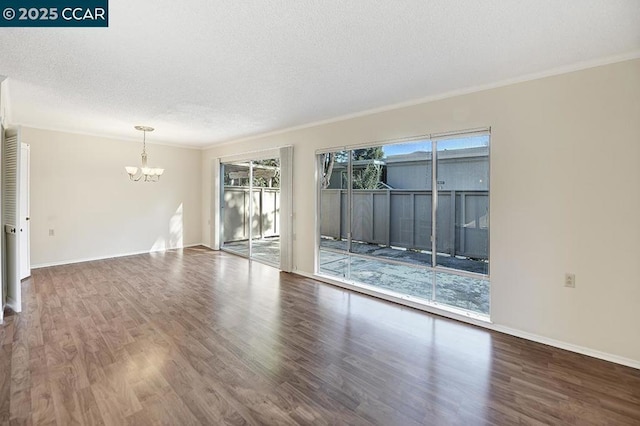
[
  {"left": 49, "top": 229, "right": 55, "bottom": 236},
  {"left": 564, "top": 273, "right": 576, "bottom": 288}
]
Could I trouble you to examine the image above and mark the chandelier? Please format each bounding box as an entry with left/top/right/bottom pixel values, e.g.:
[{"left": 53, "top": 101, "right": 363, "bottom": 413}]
[{"left": 125, "top": 126, "right": 165, "bottom": 182}]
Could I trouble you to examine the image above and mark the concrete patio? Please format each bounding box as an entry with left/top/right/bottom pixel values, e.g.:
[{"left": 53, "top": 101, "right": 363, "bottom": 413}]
[
  {"left": 319, "top": 249, "right": 489, "bottom": 315},
  {"left": 223, "top": 238, "right": 280, "bottom": 265}
]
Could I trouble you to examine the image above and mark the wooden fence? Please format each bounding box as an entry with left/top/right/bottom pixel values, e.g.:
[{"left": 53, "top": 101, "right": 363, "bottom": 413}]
[
  {"left": 223, "top": 187, "right": 280, "bottom": 242},
  {"left": 321, "top": 189, "right": 488, "bottom": 259}
]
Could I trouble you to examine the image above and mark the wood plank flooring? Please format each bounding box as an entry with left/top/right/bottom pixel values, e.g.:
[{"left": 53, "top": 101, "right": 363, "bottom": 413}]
[{"left": 1, "top": 246, "right": 639, "bottom": 425}]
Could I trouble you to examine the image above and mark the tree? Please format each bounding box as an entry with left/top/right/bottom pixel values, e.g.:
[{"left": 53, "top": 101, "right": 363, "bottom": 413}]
[
  {"left": 352, "top": 147, "right": 384, "bottom": 189},
  {"left": 353, "top": 147, "right": 384, "bottom": 161},
  {"left": 322, "top": 148, "right": 384, "bottom": 189},
  {"left": 252, "top": 158, "right": 280, "bottom": 188},
  {"left": 352, "top": 163, "right": 382, "bottom": 189},
  {"left": 321, "top": 153, "right": 336, "bottom": 189}
]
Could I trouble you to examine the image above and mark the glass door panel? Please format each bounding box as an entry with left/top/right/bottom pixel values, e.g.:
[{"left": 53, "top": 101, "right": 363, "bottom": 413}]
[
  {"left": 250, "top": 158, "right": 281, "bottom": 266},
  {"left": 347, "top": 141, "right": 435, "bottom": 300},
  {"left": 318, "top": 150, "right": 350, "bottom": 278},
  {"left": 221, "top": 162, "right": 251, "bottom": 257},
  {"left": 435, "top": 135, "right": 489, "bottom": 275}
]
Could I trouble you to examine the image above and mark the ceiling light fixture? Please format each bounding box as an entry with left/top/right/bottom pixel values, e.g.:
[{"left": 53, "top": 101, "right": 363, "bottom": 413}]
[{"left": 125, "top": 126, "right": 164, "bottom": 182}]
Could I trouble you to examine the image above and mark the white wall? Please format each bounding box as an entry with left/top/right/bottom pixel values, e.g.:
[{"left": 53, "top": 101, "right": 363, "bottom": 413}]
[
  {"left": 26, "top": 127, "right": 202, "bottom": 266},
  {"left": 202, "top": 59, "right": 640, "bottom": 365},
  {"left": 0, "top": 77, "right": 8, "bottom": 127}
]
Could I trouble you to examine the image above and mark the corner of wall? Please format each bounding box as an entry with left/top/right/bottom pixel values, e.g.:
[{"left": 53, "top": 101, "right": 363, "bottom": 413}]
[{"left": 0, "top": 77, "right": 9, "bottom": 128}]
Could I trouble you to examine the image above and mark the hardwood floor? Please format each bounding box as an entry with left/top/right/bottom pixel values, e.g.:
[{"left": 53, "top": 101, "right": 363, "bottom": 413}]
[{"left": 1, "top": 246, "right": 639, "bottom": 425}]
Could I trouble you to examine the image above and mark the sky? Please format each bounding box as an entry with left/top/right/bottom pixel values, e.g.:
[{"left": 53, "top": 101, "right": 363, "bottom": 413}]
[{"left": 382, "top": 135, "right": 489, "bottom": 157}]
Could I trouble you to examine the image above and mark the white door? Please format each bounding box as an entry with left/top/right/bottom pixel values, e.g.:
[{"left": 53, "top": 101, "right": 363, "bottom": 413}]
[
  {"left": 0, "top": 125, "right": 4, "bottom": 323},
  {"left": 3, "top": 128, "right": 21, "bottom": 313},
  {"left": 20, "top": 143, "right": 30, "bottom": 280}
]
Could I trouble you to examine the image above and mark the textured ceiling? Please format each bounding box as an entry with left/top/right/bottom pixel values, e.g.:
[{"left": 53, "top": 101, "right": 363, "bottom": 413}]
[{"left": 0, "top": 0, "right": 639, "bottom": 147}]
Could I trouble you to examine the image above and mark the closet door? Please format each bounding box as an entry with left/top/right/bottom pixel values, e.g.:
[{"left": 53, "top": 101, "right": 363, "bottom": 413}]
[
  {"left": 0, "top": 125, "right": 4, "bottom": 322},
  {"left": 3, "top": 127, "right": 21, "bottom": 313}
]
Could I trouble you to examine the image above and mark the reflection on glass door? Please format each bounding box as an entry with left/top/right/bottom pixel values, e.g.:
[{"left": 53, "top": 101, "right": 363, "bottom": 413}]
[{"left": 221, "top": 158, "right": 281, "bottom": 267}]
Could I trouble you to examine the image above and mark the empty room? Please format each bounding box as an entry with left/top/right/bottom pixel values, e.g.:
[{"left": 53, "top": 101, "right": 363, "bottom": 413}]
[{"left": 1, "top": 1, "right": 639, "bottom": 425}]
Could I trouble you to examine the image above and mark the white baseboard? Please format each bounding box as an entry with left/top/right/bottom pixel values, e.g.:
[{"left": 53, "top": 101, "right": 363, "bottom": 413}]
[
  {"left": 31, "top": 243, "right": 205, "bottom": 269},
  {"left": 293, "top": 270, "right": 640, "bottom": 370},
  {"left": 487, "top": 325, "right": 640, "bottom": 370},
  {"left": 6, "top": 297, "right": 21, "bottom": 313}
]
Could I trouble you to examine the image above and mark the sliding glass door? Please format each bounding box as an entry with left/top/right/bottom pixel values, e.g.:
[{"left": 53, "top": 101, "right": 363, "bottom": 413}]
[
  {"left": 317, "top": 130, "right": 490, "bottom": 317},
  {"left": 221, "top": 158, "right": 281, "bottom": 267}
]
